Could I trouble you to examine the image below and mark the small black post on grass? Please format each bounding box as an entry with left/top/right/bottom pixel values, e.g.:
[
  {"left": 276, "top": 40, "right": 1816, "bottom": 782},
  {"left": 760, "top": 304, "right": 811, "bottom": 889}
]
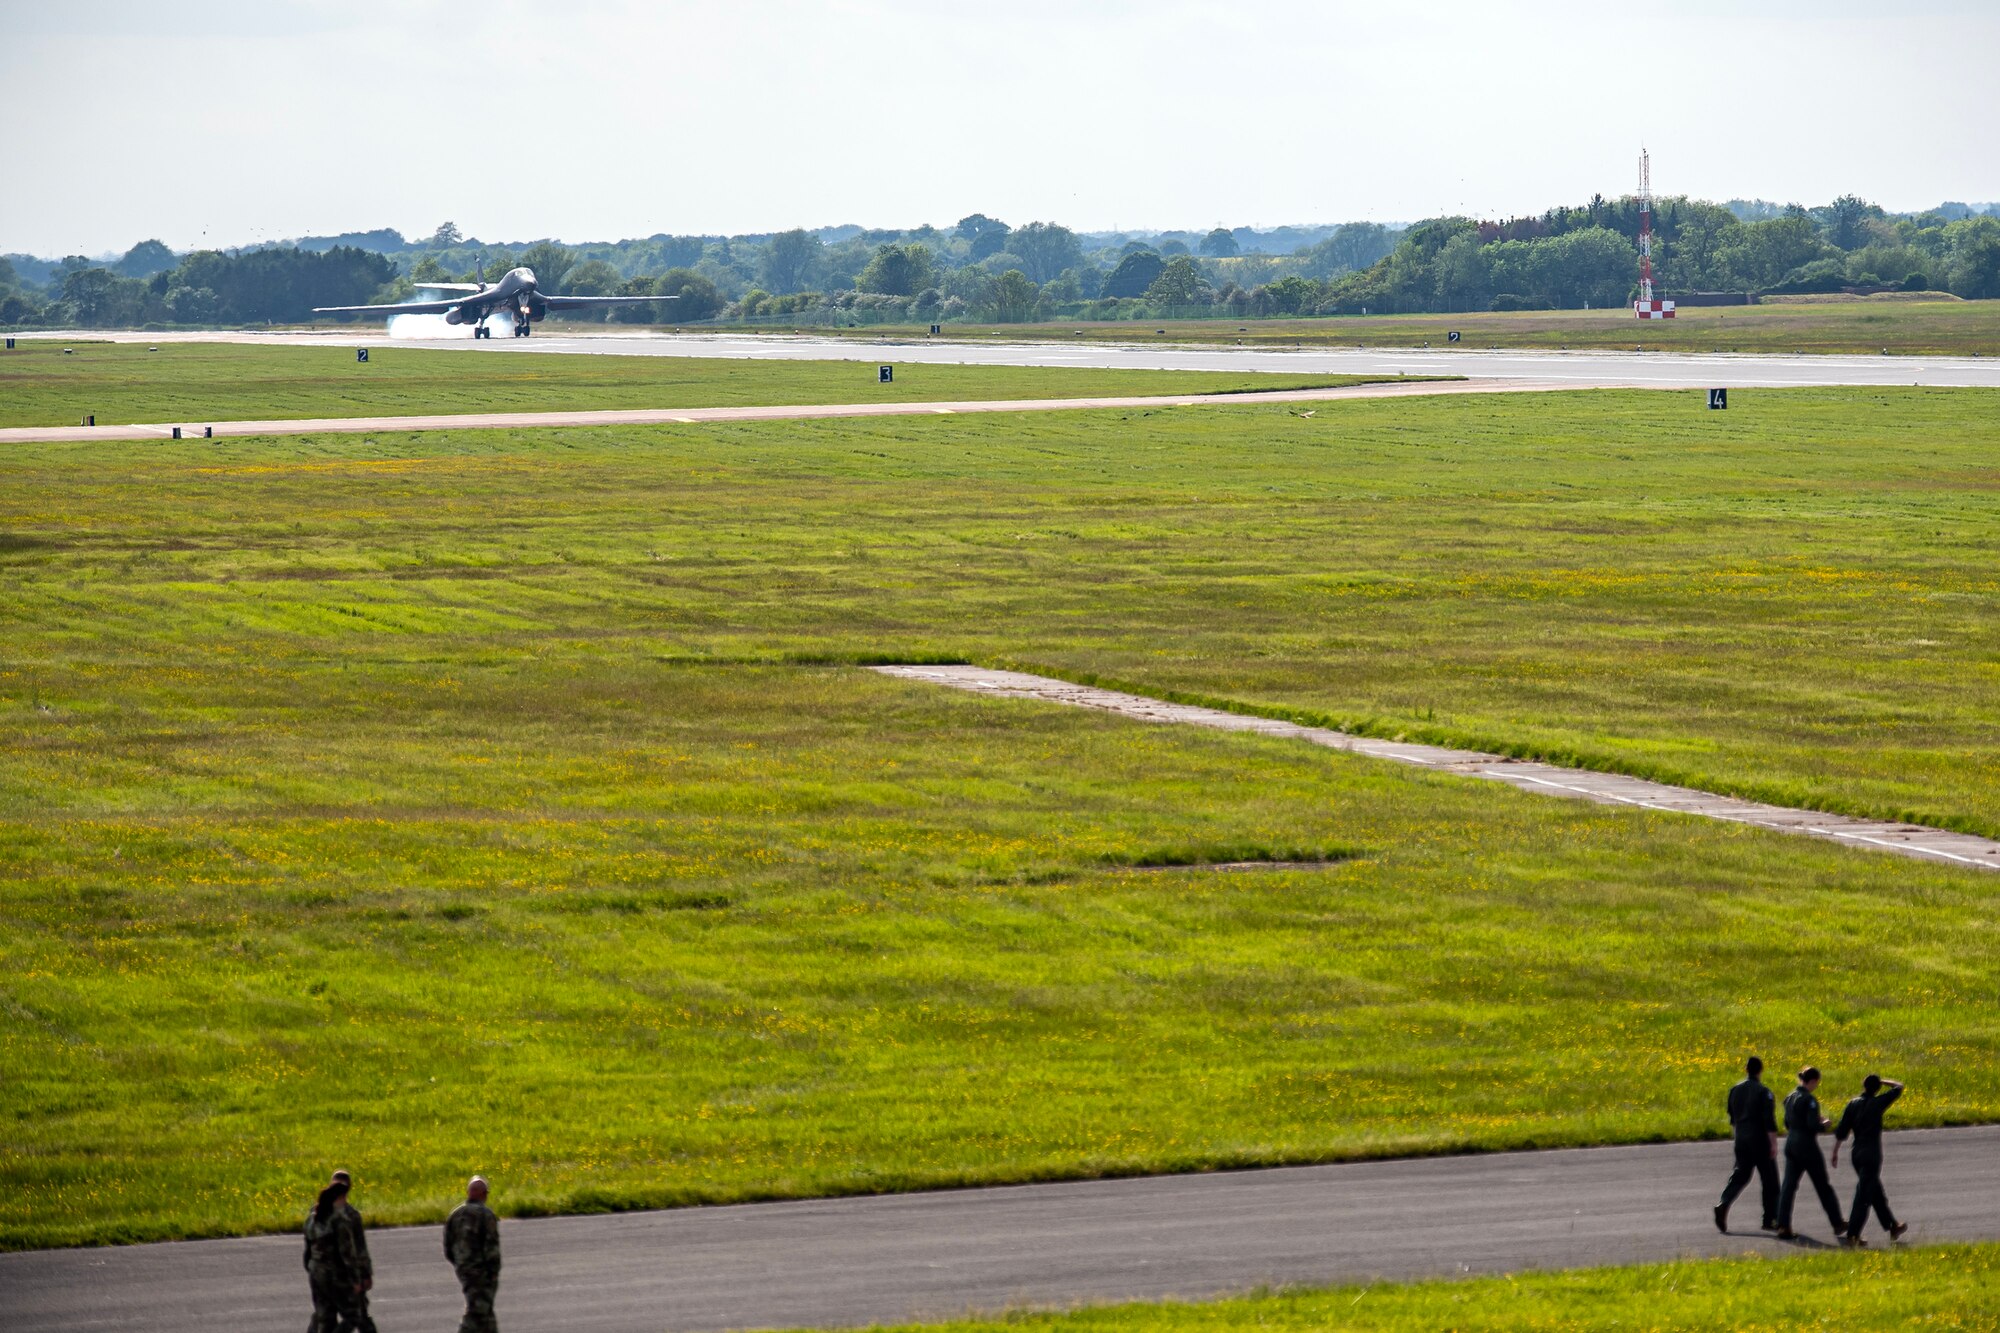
[
  {"left": 356, "top": 347, "right": 370, "bottom": 363},
  {"left": 84, "top": 414, "right": 95, "bottom": 427},
  {"left": 204, "top": 426, "right": 213, "bottom": 439},
  {"left": 4, "top": 337, "right": 14, "bottom": 350},
  {"left": 171, "top": 426, "right": 182, "bottom": 440},
  {"left": 878, "top": 364, "right": 893, "bottom": 384},
  {"left": 1707, "top": 388, "right": 1727, "bottom": 410}
]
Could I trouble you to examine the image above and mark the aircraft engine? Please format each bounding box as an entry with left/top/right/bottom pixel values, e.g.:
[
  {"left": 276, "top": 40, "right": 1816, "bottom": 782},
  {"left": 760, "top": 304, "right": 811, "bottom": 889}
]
[{"left": 444, "top": 306, "right": 467, "bottom": 326}]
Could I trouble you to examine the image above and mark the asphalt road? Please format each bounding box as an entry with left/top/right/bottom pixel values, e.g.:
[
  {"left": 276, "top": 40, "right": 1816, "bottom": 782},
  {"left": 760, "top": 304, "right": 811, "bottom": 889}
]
[
  {"left": 33, "top": 327, "right": 2000, "bottom": 388},
  {"left": 874, "top": 667, "right": 2000, "bottom": 873},
  {"left": 4, "top": 1127, "right": 1992, "bottom": 1333}
]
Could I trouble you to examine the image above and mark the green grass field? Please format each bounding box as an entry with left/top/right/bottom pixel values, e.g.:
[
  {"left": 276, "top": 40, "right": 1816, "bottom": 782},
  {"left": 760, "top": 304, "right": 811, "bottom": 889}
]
[
  {"left": 718, "top": 295, "right": 2000, "bottom": 356},
  {"left": 0, "top": 340, "right": 1399, "bottom": 427},
  {"left": 836, "top": 1244, "right": 2000, "bottom": 1332},
  {"left": 5, "top": 387, "right": 2000, "bottom": 1249}
]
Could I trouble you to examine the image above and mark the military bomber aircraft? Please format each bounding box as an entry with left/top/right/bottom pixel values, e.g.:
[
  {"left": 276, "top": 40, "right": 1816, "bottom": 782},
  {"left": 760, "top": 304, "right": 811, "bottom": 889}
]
[{"left": 313, "top": 266, "right": 673, "bottom": 337}]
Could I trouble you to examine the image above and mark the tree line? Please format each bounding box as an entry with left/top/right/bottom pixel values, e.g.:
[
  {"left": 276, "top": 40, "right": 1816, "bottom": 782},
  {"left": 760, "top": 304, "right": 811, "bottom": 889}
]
[{"left": 6, "top": 196, "right": 1998, "bottom": 330}]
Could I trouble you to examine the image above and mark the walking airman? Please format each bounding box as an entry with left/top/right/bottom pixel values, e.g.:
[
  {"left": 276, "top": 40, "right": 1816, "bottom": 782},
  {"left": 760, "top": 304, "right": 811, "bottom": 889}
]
[
  {"left": 444, "top": 1175, "right": 503, "bottom": 1333},
  {"left": 1775, "top": 1065, "right": 1847, "bottom": 1240}
]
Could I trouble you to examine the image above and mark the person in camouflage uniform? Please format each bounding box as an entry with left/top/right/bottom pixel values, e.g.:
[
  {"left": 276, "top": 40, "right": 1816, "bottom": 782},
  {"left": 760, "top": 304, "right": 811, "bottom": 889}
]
[
  {"left": 302, "top": 1181, "right": 367, "bottom": 1333},
  {"left": 444, "top": 1176, "right": 502, "bottom": 1333},
  {"left": 328, "top": 1171, "right": 378, "bottom": 1333}
]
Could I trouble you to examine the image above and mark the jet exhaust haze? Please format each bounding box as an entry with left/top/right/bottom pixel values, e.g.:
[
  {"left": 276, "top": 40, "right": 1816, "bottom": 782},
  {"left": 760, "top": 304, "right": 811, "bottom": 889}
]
[{"left": 387, "top": 310, "right": 479, "bottom": 339}]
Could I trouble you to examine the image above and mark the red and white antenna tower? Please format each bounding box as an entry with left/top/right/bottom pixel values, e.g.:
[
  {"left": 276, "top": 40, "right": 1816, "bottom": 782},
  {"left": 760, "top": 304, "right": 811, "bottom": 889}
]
[
  {"left": 1638, "top": 150, "right": 1654, "bottom": 302},
  {"left": 1634, "top": 149, "right": 1674, "bottom": 319}
]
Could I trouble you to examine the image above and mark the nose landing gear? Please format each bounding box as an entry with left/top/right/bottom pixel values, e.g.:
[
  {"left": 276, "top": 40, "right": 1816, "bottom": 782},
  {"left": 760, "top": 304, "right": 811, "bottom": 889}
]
[{"left": 512, "top": 307, "right": 533, "bottom": 337}]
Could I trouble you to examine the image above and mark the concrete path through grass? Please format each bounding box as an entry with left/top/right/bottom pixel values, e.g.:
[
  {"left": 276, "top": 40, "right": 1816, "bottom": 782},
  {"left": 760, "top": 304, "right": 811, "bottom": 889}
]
[
  {"left": 0, "top": 376, "right": 1619, "bottom": 445},
  {"left": 3, "top": 1127, "right": 1995, "bottom": 1333},
  {"left": 873, "top": 666, "right": 2000, "bottom": 872}
]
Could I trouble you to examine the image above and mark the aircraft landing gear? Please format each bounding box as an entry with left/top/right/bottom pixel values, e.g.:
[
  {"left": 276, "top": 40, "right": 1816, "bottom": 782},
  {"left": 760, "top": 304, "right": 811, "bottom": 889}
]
[
  {"left": 512, "top": 311, "right": 532, "bottom": 337},
  {"left": 473, "top": 323, "right": 492, "bottom": 340}
]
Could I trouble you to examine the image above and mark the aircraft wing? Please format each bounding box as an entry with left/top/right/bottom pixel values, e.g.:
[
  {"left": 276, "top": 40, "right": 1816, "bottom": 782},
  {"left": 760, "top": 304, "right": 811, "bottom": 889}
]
[
  {"left": 311, "top": 299, "right": 467, "bottom": 315},
  {"left": 537, "top": 294, "right": 680, "bottom": 311},
  {"left": 412, "top": 282, "right": 485, "bottom": 293}
]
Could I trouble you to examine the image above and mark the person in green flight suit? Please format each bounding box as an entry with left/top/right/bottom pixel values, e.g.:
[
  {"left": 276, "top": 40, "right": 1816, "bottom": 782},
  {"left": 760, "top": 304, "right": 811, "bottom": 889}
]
[
  {"left": 1775, "top": 1065, "right": 1848, "bottom": 1240},
  {"left": 1714, "top": 1055, "right": 1780, "bottom": 1233}
]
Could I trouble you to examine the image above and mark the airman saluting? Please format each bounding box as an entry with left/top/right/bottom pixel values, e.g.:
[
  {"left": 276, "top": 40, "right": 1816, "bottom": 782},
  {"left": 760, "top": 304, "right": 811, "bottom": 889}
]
[{"left": 1832, "top": 1073, "right": 1909, "bottom": 1246}]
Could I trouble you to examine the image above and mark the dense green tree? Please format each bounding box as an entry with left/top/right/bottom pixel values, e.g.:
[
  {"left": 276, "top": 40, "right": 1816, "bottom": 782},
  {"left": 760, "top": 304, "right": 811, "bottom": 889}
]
[
  {"left": 1715, "top": 215, "right": 1824, "bottom": 287},
  {"left": 1258, "top": 274, "right": 1321, "bottom": 315},
  {"left": 1144, "top": 255, "right": 1210, "bottom": 307},
  {"left": 408, "top": 255, "right": 452, "bottom": 285},
  {"left": 1816, "top": 194, "right": 1884, "bottom": 250},
  {"left": 761, "top": 228, "right": 821, "bottom": 294},
  {"left": 956, "top": 214, "right": 1011, "bottom": 262},
  {"left": 1008, "top": 222, "right": 1084, "bottom": 283},
  {"left": 58, "top": 267, "right": 148, "bottom": 325},
  {"left": 164, "top": 285, "right": 219, "bottom": 323},
  {"left": 562, "top": 259, "right": 623, "bottom": 296},
  {"left": 1102, "top": 250, "right": 1166, "bottom": 298},
  {"left": 652, "top": 268, "right": 724, "bottom": 320},
  {"left": 1659, "top": 204, "right": 1739, "bottom": 289},
  {"left": 191, "top": 245, "right": 396, "bottom": 322},
  {"left": 940, "top": 265, "right": 993, "bottom": 306},
  {"left": 0, "top": 292, "right": 40, "bottom": 325},
  {"left": 1433, "top": 231, "right": 1492, "bottom": 311},
  {"left": 1532, "top": 227, "right": 1637, "bottom": 307},
  {"left": 642, "top": 235, "right": 707, "bottom": 270},
  {"left": 113, "top": 240, "right": 177, "bottom": 279},
  {"left": 425, "top": 222, "right": 464, "bottom": 247},
  {"left": 1297, "top": 223, "right": 1397, "bottom": 280},
  {"left": 1200, "top": 227, "right": 1240, "bottom": 258},
  {"left": 856, "top": 243, "right": 936, "bottom": 296},
  {"left": 1945, "top": 217, "right": 2000, "bottom": 298},
  {"left": 989, "top": 269, "right": 1038, "bottom": 321}
]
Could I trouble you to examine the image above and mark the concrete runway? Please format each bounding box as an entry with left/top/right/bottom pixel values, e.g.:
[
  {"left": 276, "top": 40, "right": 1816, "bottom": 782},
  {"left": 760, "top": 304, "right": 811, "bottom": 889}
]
[
  {"left": 874, "top": 666, "right": 2000, "bottom": 873},
  {"left": 3, "top": 1127, "right": 1993, "bottom": 1333},
  {"left": 31, "top": 327, "right": 2000, "bottom": 388}
]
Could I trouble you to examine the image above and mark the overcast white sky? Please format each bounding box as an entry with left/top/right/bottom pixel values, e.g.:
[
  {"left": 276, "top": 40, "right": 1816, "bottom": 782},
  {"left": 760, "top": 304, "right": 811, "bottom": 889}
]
[{"left": 3, "top": 0, "right": 1995, "bottom": 257}]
